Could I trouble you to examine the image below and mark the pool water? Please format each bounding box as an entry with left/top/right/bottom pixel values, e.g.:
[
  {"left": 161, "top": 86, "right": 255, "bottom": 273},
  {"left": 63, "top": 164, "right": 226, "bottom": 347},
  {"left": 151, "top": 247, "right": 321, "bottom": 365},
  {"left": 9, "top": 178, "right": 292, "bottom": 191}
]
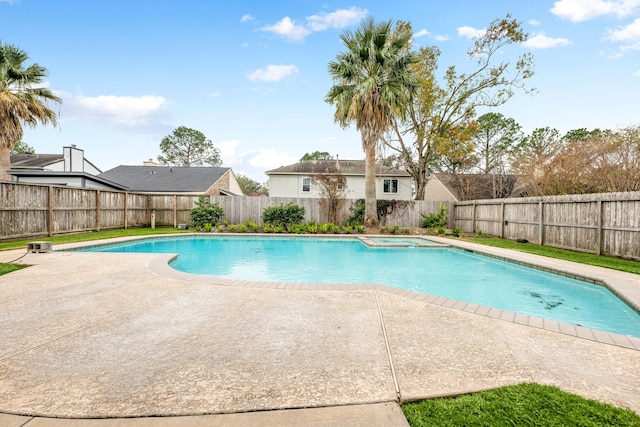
[{"left": 82, "top": 236, "right": 640, "bottom": 338}]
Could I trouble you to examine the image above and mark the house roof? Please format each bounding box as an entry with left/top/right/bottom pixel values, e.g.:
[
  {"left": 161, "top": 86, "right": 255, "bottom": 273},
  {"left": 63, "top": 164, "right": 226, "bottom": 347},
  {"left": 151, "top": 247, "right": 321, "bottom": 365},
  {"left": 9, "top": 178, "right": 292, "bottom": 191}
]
[
  {"left": 8, "top": 171, "right": 129, "bottom": 190},
  {"left": 10, "top": 154, "right": 64, "bottom": 169},
  {"left": 265, "top": 160, "right": 411, "bottom": 177},
  {"left": 98, "top": 165, "right": 230, "bottom": 193},
  {"left": 430, "top": 173, "right": 527, "bottom": 201}
]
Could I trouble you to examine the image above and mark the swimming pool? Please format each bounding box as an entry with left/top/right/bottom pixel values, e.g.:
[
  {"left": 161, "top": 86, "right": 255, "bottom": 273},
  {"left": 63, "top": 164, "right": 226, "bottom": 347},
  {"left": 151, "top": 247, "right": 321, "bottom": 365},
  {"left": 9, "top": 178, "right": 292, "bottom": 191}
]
[{"left": 82, "top": 236, "right": 640, "bottom": 338}]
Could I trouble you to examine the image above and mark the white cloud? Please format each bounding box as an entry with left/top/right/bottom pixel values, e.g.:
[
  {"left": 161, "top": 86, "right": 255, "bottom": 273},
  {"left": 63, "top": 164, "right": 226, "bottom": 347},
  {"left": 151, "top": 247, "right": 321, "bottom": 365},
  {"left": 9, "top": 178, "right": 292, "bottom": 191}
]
[
  {"left": 247, "top": 64, "right": 298, "bottom": 82},
  {"left": 522, "top": 33, "right": 572, "bottom": 48},
  {"left": 458, "top": 26, "right": 485, "bottom": 38},
  {"left": 605, "top": 18, "right": 640, "bottom": 55},
  {"left": 247, "top": 148, "right": 297, "bottom": 169},
  {"left": 261, "top": 7, "right": 367, "bottom": 43},
  {"left": 209, "top": 91, "right": 220, "bottom": 97},
  {"left": 61, "top": 93, "right": 171, "bottom": 130},
  {"left": 550, "top": 0, "right": 640, "bottom": 22},
  {"left": 215, "top": 139, "right": 240, "bottom": 164},
  {"left": 306, "top": 6, "right": 367, "bottom": 31},
  {"left": 635, "top": 69, "right": 640, "bottom": 75},
  {"left": 605, "top": 17, "right": 640, "bottom": 41},
  {"left": 261, "top": 16, "right": 310, "bottom": 43},
  {"left": 0, "top": 0, "right": 18, "bottom": 4},
  {"left": 528, "top": 19, "right": 541, "bottom": 26},
  {"left": 433, "top": 34, "right": 450, "bottom": 42},
  {"left": 414, "top": 29, "right": 430, "bottom": 38},
  {"left": 240, "top": 14, "right": 254, "bottom": 23}
]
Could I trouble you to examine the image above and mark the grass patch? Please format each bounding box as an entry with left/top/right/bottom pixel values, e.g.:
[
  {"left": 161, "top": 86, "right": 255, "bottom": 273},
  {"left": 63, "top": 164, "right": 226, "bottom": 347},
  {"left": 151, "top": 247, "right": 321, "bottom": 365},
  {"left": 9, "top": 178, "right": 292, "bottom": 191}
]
[
  {"left": 461, "top": 237, "right": 640, "bottom": 275},
  {"left": 0, "top": 262, "right": 29, "bottom": 276},
  {"left": 0, "top": 227, "right": 189, "bottom": 252},
  {"left": 402, "top": 383, "right": 640, "bottom": 426}
]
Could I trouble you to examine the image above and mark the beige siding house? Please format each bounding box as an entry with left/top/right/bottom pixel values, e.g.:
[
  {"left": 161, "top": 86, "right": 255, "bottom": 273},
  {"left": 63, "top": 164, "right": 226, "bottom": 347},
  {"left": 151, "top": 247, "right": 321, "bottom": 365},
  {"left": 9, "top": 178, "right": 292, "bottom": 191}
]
[
  {"left": 424, "top": 173, "right": 526, "bottom": 202},
  {"left": 266, "top": 159, "right": 413, "bottom": 200}
]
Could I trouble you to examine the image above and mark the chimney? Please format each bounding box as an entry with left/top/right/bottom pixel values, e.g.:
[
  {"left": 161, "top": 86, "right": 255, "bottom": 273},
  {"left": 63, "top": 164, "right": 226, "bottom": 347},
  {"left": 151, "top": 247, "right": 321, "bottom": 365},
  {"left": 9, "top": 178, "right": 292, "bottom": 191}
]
[{"left": 143, "top": 158, "right": 158, "bottom": 166}]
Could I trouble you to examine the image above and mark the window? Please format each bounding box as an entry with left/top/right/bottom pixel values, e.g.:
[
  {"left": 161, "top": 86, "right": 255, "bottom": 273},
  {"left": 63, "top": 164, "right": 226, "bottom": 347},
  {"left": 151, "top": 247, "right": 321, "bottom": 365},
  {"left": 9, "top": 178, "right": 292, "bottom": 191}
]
[
  {"left": 302, "top": 177, "right": 311, "bottom": 192},
  {"left": 383, "top": 179, "right": 398, "bottom": 194}
]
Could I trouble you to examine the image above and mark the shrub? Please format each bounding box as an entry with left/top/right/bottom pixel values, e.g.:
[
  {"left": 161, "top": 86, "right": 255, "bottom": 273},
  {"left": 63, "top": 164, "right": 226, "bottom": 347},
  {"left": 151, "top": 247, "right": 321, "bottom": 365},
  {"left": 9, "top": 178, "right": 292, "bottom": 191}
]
[
  {"left": 452, "top": 227, "right": 462, "bottom": 236},
  {"left": 421, "top": 205, "right": 448, "bottom": 229},
  {"left": 203, "top": 223, "right": 213, "bottom": 232},
  {"left": 435, "top": 226, "right": 446, "bottom": 235},
  {"left": 346, "top": 199, "right": 365, "bottom": 226},
  {"left": 246, "top": 221, "right": 259, "bottom": 232},
  {"left": 263, "top": 203, "right": 305, "bottom": 227},
  {"left": 190, "top": 196, "right": 224, "bottom": 229},
  {"left": 229, "top": 224, "right": 238, "bottom": 232}
]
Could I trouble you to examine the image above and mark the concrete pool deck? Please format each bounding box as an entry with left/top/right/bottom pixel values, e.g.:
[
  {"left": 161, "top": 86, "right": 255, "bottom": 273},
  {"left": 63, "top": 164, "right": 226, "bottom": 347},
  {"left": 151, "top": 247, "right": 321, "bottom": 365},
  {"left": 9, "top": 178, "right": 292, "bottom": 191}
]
[{"left": 0, "top": 235, "right": 639, "bottom": 425}]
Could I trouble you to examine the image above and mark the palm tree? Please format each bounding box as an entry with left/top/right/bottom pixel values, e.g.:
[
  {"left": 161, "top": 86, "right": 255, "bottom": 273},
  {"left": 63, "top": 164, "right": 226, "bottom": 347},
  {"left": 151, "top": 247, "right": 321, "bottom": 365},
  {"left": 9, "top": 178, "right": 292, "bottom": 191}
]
[
  {"left": 0, "top": 41, "right": 61, "bottom": 181},
  {"left": 325, "top": 18, "right": 417, "bottom": 226}
]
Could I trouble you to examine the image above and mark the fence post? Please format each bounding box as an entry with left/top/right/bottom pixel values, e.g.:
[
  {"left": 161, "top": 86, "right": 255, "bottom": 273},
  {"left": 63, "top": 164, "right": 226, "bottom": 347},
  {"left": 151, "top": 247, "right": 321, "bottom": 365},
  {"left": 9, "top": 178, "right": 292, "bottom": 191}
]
[
  {"left": 538, "top": 201, "right": 544, "bottom": 246},
  {"left": 596, "top": 199, "right": 603, "bottom": 255},
  {"left": 47, "top": 185, "right": 53, "bottom": 236},
  {"left": 95, "top": 190, "right": 101, "bottom": 231},
  {"left": 471, "top": 203, "right": 477, "bottom": 233},
  {"left": 124, "top": 192, "right": 128, "bottom": 229},
  {"left": 500, "top": 202, "right": 505, "bottom": 238},
  {"left": 173, "top": 195, "right": 178, "bottom": 228}
]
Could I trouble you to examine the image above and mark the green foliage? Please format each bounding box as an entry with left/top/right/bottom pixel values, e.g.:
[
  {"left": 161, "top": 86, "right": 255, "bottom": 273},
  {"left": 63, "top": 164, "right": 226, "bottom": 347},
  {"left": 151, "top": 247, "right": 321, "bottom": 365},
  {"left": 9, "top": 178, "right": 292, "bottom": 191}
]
[
  {"left": 0, "top": 263, "right": 29, "bottom": 276},
  {"left": 158, "top": 126, "right": 221, "bottom": 167},
  {"left": 421, "top": 205, "right": 448, "bottom": 228},
  {"left": 237, "top": 224, "right": 247, "bottom": 233},
  {"left": 300, "top": 151, "right": 333, "bottom": 161},
  {"left": 0, "top": 42, "right": 61, "bottom": 157},
  {"left": 203, "top": 223, "right": 213, "bottom": 232},
  {"left": 346, "top": 199, "right": 365, "bottom": 226},
  {"left": 10, "top": 140, "right": 35, "bottom": 154},
  {"left": 190, "top": 196, "right": 224, "bottom": 229},
  {"left": 262, "top": 203, "right": 305, "bottom": 227},
  {"left": 236, "top": 174, "right": 267, "bottom": 195},
  {"left": 245, "top": 221, "right": 259, "bottom": 232},
  {"left": 435, "top": 226, "right": 446, "bottom": 235},
  {"left": 452, "top": 227, "right": 462, "bottom": 235},
  {"left": 228, "top": 224, "right": 238, "bottom": 232},
  {"left": 402, "top": 383, "right": 640, "bottom": 427}
]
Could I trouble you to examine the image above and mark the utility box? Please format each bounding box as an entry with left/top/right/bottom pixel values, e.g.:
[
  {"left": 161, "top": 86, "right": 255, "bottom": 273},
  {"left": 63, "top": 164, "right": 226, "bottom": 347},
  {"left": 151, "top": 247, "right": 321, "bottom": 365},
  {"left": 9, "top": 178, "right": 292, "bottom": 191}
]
[
  {"left": 177, "top": 223, "right": 188, "bottom": 230},
  {"left": 27, "top": 241, "right": 52, "bottom": 253}
]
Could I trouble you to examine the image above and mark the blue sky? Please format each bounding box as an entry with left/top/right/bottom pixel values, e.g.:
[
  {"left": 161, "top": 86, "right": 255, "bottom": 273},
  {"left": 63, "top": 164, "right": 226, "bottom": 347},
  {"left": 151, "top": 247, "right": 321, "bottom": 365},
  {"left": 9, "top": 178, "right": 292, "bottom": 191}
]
[{"left": 2, "top": 0, "right": 639, "bottom": 182}]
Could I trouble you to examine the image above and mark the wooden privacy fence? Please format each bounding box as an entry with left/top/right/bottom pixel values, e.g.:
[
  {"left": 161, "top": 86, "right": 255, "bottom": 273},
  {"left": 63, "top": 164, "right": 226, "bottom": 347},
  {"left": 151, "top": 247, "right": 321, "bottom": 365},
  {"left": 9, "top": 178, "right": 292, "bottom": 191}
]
[
  {"left": 0, "top": 182, "right": 203, "bottom": 240},
  {"left": 3, "top": 181, "right": 639, "bottom": 260},
  {"left": 210, "top": 196, "right": 453, "bottom": 228},
  {"left": 453, "top": 192, "right": 640, "bottom": 260}
]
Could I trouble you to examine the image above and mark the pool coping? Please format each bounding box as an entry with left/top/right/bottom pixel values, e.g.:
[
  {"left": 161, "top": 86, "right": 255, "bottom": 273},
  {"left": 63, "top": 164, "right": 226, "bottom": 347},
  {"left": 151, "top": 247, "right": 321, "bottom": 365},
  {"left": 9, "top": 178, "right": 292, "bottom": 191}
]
[{"left": 58, "top": 233, "right": 640, "bottom": 351}]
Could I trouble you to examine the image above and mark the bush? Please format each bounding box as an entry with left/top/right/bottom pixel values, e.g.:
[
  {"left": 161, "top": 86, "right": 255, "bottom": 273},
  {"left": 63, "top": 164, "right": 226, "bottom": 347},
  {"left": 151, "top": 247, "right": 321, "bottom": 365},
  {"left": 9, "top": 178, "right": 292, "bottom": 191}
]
[
  {"left": 263, "top": 203, "right": 305, "bottom": 227},
  {"left": 190, "top": 196, "right": 224, "bottom": 229},
  {"left": 346, "top": 199, "right": 365, "bottom": 226},
  {"left": 421, "top": 205, "right": 448, "bottom": 229}
]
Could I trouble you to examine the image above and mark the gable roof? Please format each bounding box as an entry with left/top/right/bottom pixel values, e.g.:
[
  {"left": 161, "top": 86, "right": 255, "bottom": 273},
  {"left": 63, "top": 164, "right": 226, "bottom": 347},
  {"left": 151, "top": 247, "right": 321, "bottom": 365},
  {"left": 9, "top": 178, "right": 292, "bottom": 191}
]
[
  {"left": 98, "top": 166, "right": 230, "bottom": 193},
  {"left": 430, "top": 173, "right": 527, "bottom": 201},
  {"left": 10, "top": 154, "right": 64, "bottom": 169},
  {"left": 265, "top": 159, "right": 411, "bottom": 177}
]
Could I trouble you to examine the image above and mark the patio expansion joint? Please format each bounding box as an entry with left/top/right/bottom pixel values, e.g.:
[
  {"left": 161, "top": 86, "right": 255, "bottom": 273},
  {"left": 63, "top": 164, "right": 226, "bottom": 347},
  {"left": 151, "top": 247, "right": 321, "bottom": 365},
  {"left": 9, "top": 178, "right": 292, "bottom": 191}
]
[{"left": 373, "top": 290, "right": 401, "bottom": 403}]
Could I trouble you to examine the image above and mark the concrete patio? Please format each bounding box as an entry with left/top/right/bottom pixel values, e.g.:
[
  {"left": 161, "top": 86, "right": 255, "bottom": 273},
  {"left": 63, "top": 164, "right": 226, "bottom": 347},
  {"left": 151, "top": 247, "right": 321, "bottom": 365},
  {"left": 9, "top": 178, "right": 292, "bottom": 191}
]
[{"left": 0, "top": 236, "right": 638, "bottom": 425}]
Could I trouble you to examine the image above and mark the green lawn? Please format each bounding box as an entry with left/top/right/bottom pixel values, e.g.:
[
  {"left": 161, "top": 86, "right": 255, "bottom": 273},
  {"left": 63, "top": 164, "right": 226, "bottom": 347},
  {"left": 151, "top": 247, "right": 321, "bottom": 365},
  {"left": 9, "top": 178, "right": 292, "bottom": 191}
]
[
  {"left": 0, "top": 227, "right": 190, "bottom": 252},
  {"left": 0, "top": 262, "right": 28, "bottom": 275},
  {"left": 460, "top": 236, "right": 640, "bottom": 274},
  {"left": 402, "top": 383, "right": 640, "bottom": 426}
]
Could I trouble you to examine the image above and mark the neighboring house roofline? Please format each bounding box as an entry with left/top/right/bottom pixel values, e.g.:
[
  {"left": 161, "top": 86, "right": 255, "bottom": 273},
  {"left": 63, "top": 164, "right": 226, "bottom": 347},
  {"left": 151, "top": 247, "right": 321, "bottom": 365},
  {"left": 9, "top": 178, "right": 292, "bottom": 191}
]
[
  {"left": 8, "top": 171, "right": 129, "bottom": 191},
  {"left": 265, "top": 159, "right": 411, "bottom": 177}
]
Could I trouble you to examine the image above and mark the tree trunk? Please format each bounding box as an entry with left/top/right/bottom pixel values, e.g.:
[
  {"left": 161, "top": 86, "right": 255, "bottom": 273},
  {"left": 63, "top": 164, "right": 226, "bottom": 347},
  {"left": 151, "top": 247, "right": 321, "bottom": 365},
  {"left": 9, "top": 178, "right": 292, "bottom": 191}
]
[
  {"left": 0, "top": 146, "right": 12, "bottom": 181},
  {"left": 364, "top": 142, "right": 378, "bottom": 226}
]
